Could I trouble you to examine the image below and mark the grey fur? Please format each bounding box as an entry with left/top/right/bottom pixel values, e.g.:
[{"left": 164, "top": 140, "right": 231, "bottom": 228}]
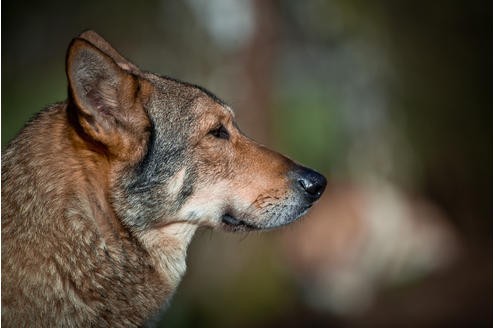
[{"left": 2, "top": 31, "right": 326, "bottom": 327}]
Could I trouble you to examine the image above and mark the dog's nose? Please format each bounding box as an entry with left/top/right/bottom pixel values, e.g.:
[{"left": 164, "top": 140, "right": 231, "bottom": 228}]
[{"left": 295, "top": 167, "right": 327, "bottom": 200}]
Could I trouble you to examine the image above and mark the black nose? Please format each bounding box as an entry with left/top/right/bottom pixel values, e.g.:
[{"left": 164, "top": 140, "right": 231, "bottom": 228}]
[{"left": 295, "top": 167, "right": 327, "bottom": 200}]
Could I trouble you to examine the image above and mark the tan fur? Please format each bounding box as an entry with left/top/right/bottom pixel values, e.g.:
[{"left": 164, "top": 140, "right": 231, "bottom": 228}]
[
  {"left": 2, "top": 31, "right": 326, "bottom": 327},
  {"left": 2, "top": 106, "right": 175, "bottom": 326}
]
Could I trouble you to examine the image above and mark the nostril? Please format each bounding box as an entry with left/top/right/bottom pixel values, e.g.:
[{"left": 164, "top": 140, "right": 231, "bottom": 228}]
[
  {"left": 298, "top": 178, "right": 311, "bottom": 192},
  {"left": 299, "top": 178, "right": 323, "bottom": 196},
  {"left": 298, "top": 178, "right": 318, "bottom": 196},
  {"left": 295, "top": 168, "right": 327, "bottom": 199}
]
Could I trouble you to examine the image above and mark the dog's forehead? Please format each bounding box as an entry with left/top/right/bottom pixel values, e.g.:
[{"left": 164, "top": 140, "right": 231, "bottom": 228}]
[
  {"left": 144, "top": 72, "right": 233, "bottom": 118},
  {"left": 222, "top": 105, "right": 234, "bottom": 116},
  {"left": 195, "top": 98, "right": 234, "bottom": 118}
]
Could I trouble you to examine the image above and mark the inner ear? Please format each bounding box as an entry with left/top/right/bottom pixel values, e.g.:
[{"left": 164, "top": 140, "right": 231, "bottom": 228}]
[{"left": 66, "top": 38, "right": 134, "bottom": 135}]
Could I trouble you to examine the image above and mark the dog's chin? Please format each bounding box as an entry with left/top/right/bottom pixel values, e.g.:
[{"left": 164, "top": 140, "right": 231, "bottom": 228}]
[
  {"left": 220, "top": 214, "right": 261, "bottom": 232},
  {"left": 220, "top": 204, "right": 313, "bottom": 232}
]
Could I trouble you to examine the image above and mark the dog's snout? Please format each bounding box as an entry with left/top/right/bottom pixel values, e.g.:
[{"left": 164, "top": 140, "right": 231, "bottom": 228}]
[{"left": 294, "top": 167, "right": 327, "bottom": 200}]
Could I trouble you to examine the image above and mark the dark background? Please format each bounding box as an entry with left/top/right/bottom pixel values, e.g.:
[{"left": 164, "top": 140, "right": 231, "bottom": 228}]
[{"left": 2, "top": 0, "right": 492, "bottom": 326}]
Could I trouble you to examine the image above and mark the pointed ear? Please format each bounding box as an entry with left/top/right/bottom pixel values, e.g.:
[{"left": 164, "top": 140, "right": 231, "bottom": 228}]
[
  {"left": 77, "top": 30, "right": 140, "bottom": 74},
  {"left": 66, "top": 38, "right": 148, "bottom": 152}
]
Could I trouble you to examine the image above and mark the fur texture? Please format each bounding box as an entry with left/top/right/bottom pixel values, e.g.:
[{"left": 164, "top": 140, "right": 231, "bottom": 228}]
[{"left": 2, "top": 31, "right": 326, "bottom": 327}]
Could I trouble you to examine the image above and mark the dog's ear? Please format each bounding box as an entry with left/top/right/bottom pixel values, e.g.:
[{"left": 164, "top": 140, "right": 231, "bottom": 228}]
[
  {"left": 77, "top": 30, "right": 140, "bottom": 74},
  {"left": 66, "top": 38, "right": 150, "bottom": 156}
]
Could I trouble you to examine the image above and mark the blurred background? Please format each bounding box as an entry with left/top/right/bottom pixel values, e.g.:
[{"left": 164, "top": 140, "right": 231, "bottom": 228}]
[{"left": 2, "top": 0, "right": 492, "bottom": 326}]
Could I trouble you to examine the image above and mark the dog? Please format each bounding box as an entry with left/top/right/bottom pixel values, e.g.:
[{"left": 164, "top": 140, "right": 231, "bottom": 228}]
[{"left": 1, "top": 31, "right": 326, "bottom": 327}]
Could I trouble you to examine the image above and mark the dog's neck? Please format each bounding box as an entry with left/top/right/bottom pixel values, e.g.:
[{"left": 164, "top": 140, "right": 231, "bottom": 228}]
[
  {"left": 65, "top": 106, "right": 198, "bottom": 290},
  {"left": 137, "top": 223, "right": 197, "bottom": 287}
]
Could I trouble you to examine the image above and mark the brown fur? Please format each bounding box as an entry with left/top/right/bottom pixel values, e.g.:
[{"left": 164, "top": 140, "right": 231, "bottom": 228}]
[{"left": 2, "top": 31, "right": 326, "bottom": 327}]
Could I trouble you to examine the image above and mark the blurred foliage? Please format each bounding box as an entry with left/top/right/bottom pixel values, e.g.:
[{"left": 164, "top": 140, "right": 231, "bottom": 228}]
[
  {"left": 272, "top": 88, "right": 344, "bottom": 172},
  {"left": 162, "top": 233, "right": 297, "bottom": 328},
  {"left": 2, "top": 0, "right": 491, "bottom": 326}
]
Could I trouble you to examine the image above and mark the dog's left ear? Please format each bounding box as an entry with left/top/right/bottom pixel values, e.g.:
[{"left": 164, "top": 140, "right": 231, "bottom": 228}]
[
  {"left": 66, "top": 38, "right": 150, "bottom": 157},
  {"left": 77, "top": 30, "right": 140, "bottom": 74}
]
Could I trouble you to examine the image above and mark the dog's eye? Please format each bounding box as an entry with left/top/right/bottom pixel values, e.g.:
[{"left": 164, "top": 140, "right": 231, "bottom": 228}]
[{"left": 209, "top": 124, "right": 229, "bottom": 140}]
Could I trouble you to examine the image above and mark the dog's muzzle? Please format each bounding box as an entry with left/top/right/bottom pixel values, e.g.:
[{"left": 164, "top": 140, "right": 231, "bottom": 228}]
[{"left": 221, "top": 166, "right": 327, "bottom": 232}]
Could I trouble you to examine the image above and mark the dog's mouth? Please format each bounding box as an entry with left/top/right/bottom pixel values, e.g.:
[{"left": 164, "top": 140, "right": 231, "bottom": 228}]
[
  {"left": 220, "top": 202, "right": 315, "bottom": 232},
  {"left": 221, "top": 214, "right": 260, "bottom": 231}
]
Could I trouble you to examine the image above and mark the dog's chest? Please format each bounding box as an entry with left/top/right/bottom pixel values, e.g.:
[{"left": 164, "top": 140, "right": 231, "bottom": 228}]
[{"left": 63, "top": 233, "right": 173, "bottom": 326}]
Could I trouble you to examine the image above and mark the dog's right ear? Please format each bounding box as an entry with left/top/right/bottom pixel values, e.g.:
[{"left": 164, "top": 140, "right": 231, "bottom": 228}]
[{"left": 66, "top": 38, "right": 150, "bottom": 156}]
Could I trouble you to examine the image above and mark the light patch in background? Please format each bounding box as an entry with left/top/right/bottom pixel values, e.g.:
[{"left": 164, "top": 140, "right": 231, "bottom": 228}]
[
  {"left": 185, "top": 0, "right": 255, "bottom": 51},
  {"left": 282, "top": 182, "right": 460, "bottom": 315}
]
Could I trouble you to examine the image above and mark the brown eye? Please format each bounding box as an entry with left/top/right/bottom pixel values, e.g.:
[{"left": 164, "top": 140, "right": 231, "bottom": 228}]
[{"left": 209, "top": 124, "right": 229, "bottom": 140}]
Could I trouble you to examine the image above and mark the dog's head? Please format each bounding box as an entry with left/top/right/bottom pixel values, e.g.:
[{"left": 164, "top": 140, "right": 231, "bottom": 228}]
[{"left": 66, "top": 31, "right": 326, "bottom": 232}]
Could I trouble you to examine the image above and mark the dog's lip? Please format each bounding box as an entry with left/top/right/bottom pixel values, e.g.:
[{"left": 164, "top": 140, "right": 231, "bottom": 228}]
[
  {"left": 221, "top": 214, "right": 260, "bottom": 231},
  {"left": 221, "top": 202, "right": 315, "bottom": 232}
]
